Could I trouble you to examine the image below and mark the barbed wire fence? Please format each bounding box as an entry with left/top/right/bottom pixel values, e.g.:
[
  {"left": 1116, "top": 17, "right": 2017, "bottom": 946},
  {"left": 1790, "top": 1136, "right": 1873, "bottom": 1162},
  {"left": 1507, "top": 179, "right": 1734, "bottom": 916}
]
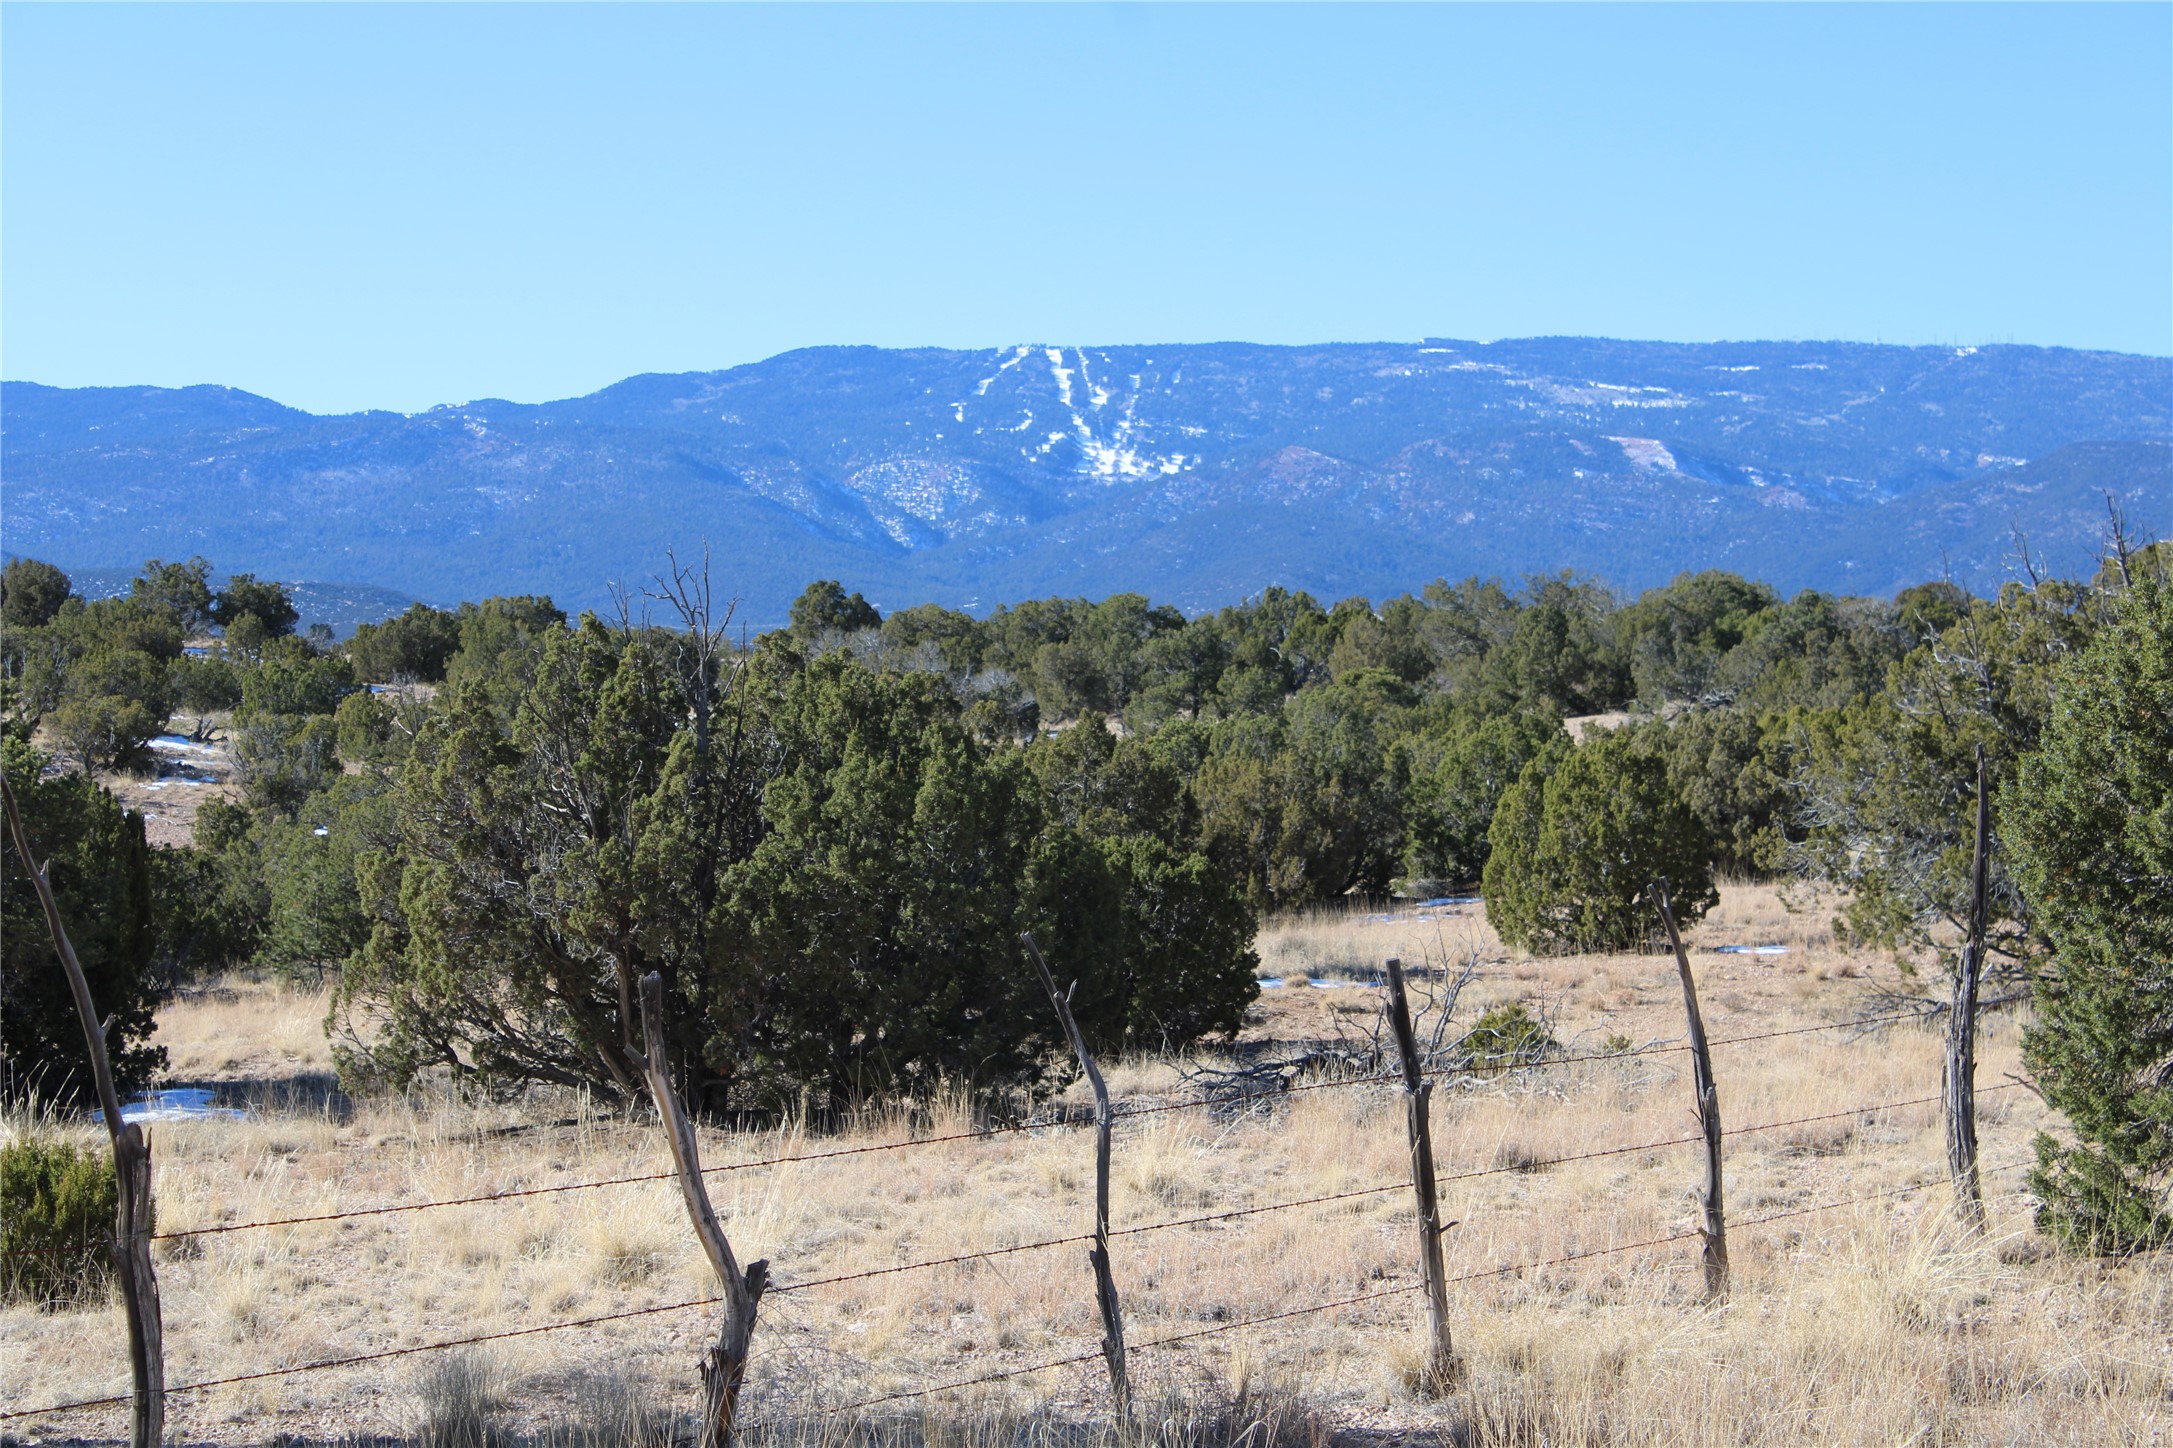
[
  {"left": 4, "top": 992, "right": 2047, "bottom": 1433},
  {"left": 0, "top": 1010, "right": 1944, "bottom": 1263}
]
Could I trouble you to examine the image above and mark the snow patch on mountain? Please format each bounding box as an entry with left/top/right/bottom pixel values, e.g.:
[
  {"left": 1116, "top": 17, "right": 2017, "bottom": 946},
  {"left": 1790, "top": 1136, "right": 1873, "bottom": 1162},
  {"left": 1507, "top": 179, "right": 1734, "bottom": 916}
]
[
  {"left": 973, "top": 346, "right": 1030, "bottom": 397},
  {"left": 1046, "top": 348, "right": 1075, "bottom": 407},
  {"left": 844, "top": 457, "right": 1030, "bottom": 545},
  {"left": 1609, "top": 436, "right": 1679, "bottom": 472}
]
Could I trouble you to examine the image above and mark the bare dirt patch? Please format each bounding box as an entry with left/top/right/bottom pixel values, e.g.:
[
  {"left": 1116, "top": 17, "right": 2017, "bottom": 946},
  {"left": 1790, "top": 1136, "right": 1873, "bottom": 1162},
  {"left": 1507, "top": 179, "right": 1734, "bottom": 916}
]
[{"left": 88, "top": 729, "right": 240, "bottom": 848}]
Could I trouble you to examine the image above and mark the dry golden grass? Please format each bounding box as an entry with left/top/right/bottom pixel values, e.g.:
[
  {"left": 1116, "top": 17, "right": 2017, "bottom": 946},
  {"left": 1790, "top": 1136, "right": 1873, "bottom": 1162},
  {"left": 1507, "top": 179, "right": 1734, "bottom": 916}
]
[{"left": 4, "top": 885, "right": 2168, "bottom": 1444}]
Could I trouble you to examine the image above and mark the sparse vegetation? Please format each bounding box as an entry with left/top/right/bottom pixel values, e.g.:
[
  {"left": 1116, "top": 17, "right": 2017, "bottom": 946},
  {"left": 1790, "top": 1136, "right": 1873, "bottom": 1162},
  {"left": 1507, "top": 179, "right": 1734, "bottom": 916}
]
[{"left": 5, "top": 886, "right": 2168, "bottom": 1444}]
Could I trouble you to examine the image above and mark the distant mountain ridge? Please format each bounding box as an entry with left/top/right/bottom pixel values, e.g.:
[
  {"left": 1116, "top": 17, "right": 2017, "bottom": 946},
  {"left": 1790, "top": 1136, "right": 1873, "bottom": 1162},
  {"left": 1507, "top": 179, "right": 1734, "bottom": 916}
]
[
  {"left": 5, "top": 338, "right": 2168, "bottom": 625},
  {"left": 52, "top": 567, "right": 420, "bottom": 640}
]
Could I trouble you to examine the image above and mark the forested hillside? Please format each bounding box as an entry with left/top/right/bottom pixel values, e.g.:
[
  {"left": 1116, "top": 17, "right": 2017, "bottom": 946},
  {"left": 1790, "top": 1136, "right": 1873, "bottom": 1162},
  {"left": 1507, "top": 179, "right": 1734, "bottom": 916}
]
[{"left": 9, "top": 536, "right": 2168, "bottom": 1255}]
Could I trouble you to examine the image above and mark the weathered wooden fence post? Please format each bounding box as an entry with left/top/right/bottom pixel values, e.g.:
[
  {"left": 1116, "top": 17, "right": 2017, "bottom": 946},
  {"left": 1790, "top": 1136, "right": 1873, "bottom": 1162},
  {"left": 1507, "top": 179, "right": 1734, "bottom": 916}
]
[
  {"left": 1021, "top": 932, "right": 1131, "bottom": 1420},
  {"left": 1944, "top": 747, "right": 1991, "bottom": 1233},
  {"left": 2, "top": 776, "right": 164, "bottom": 1448},
  {"left": 1652, "top": 880, "right": 1728, "bottom": 1301},
  {"left": 633, "top": 972, "right": 767, "bottom": 1448},
  {"left": 1384, "top": 957, "right": 1459, "bottom": 1388}
]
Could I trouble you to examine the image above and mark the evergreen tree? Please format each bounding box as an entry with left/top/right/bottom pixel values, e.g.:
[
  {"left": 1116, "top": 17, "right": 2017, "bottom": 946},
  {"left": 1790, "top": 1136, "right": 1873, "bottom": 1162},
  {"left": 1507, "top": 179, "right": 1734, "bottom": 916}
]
[
  {"left": 347, "top": 603, "right": 462, "bottom": 683},
  {"left": 1482, "top": 728, "right": 1714, "bottom": 954},
  {"left": 130, "top": 557, "right": 217, "bottom": 634},
  {"left": 2004, "top": 573, "right": 2173, "bottom": 1253},
  {"left": 212, "top": 574, "right": 300, "bottom": 638},
  {"left": 1790, "top": 579, "right": 2097, "bottom": 975},
  {"left": 1, "top": 733, "right": 162, "bottom": 1103},
  {"left": 1398, "top": 709, "right": 1565, "bottom": 886},
  {"left": 786, "top": 580, "right": 881, "bottom": 641},
  {"left": 0, "top": 559, "right": 72, "bottom": 631}
]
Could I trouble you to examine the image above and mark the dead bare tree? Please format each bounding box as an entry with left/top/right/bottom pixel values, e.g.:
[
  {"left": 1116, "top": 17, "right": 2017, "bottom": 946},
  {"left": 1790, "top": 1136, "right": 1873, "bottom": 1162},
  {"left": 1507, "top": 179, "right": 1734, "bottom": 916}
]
[
  {"left": 1945, "top": 748, "right": 1991, "bottom": 1232},
  {"left": 1182, "top": 939, "right": 1486, "bottom": 1108},
  {"left": 633, "top": 972, "right": 766, "bottom": 1446},
  {"left": 2102, "top": 490, "right": 2139, "bottom": 591},
  {"left": 1022, "top": 932, "right": 1131, "bottom": 1419},
  {"left": 1653, "top": 877, "right": 1728, "bottom": 1301}
]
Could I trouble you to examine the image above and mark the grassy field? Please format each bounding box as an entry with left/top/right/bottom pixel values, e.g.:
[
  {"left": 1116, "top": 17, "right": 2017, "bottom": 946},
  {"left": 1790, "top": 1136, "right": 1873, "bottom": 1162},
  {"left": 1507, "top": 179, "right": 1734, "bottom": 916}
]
[{"left": 4, "top": 885, "right": 2168, "bottom": 1445}]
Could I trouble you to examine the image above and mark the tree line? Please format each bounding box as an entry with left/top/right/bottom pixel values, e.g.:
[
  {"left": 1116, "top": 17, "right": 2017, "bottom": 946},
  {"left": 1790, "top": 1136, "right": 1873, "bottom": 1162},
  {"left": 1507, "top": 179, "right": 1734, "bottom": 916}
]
[{"left": 2, "top": 542, "right": 2167, "bottom": 1251}]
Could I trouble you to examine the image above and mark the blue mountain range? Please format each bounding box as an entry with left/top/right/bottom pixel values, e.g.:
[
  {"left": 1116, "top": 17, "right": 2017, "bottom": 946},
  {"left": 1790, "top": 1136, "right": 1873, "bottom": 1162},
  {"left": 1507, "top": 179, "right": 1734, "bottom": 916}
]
[{"left": 5, "top": 337, "right": 2167, "bottom": 627}]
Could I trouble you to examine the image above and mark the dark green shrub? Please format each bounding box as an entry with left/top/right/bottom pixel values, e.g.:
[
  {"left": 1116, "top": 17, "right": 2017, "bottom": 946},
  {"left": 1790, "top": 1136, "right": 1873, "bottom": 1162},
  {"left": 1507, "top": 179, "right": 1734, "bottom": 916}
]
[
  {"left": 2, "top": 733, "right": 164, "bottom": 1105},
  {"left": 0, "top": 1134, "right": 121, "bottom": 1308},
  {"left": 1461, "top": 1003, "right": 1556, "bottom": 1068},
  {"left": 1399, "top": 710, "right": 1566, "bottom": 886},
  {"left": 1, "top": 557, "right": 72, "bottom": 630},
  {"left": 1482, "top": 729, "right": 1716, "bottom": 954},
  {"left": 2005, "top": 573, "right": 2173, "bottom": 1254},
  {"left": 348, "top": 603, "right": 461, "bottom": 684}
]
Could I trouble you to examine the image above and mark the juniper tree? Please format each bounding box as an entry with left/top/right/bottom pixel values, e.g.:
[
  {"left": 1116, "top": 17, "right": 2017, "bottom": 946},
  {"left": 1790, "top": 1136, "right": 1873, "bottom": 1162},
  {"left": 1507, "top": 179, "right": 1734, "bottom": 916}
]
[
  {"left": 2003, "top": 570, "right": 2173, "bottom": 1253},
  {"left": 1482, "top": 727, "right": 1715, "bottom": 954}
]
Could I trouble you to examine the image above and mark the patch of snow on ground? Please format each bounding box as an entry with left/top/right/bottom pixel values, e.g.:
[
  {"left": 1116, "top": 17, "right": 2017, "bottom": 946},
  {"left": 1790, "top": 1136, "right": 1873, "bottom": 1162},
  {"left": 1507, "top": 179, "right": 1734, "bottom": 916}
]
[
  {"left": 94, "top": 1089, "right": 248, "bottom": 1125},
  {"left": 1046, "top": 348, "right": 1075, "bottom": 407}
]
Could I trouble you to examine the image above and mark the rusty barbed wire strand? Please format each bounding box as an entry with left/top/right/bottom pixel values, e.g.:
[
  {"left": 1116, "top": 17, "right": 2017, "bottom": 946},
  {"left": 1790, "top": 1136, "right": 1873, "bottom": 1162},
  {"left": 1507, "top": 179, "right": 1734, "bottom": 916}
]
[
  {"left": 1, "top": 1011, "right": 1937, "bottom": 1259},
  {"left": 775, "top": 1169, "right": 2021, "bottom": 1423},
  {"left": 0, "top": 1077, "right": 2015, "bottom": 1264},
  {"left": 0, "top": 1143, "right": 2039, "bottom": 1427}
]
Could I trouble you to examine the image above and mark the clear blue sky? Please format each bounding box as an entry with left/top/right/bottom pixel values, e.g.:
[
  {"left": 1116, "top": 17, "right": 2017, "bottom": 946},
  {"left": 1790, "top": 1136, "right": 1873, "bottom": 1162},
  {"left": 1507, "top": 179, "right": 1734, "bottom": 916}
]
[{"left": 5, "top": 2, "right": 2168, "bottom": 415}]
